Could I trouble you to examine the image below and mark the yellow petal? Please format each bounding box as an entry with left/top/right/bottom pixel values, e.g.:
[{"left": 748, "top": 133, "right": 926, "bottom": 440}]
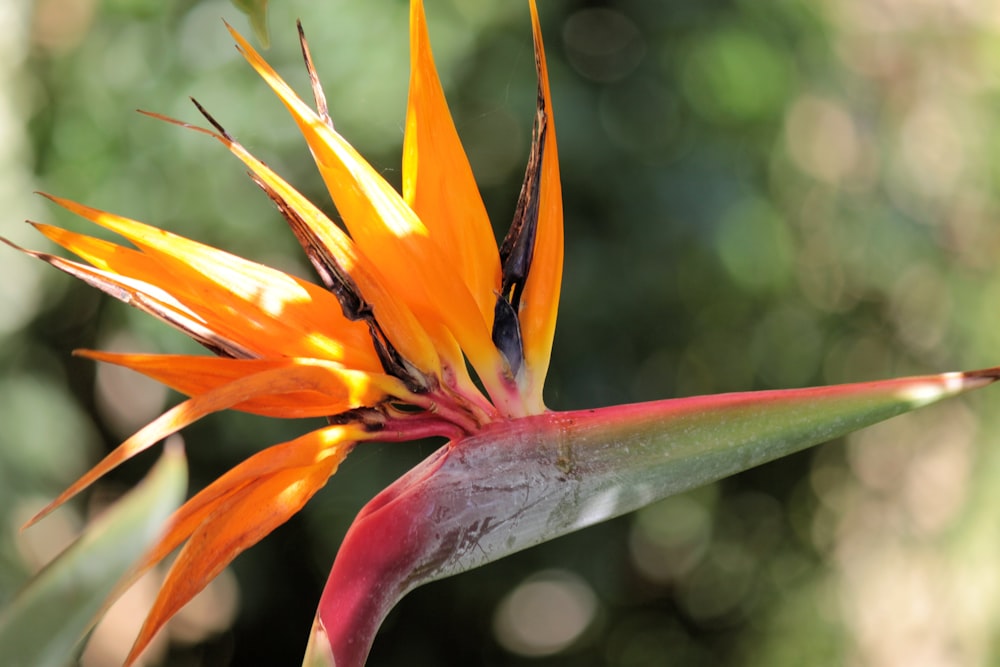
[
  {"left": 403, "top": 0, "right": 501, "bottom": 325},
  {"left": 126, "top": 427, "right": 354, "bottom": 664}
]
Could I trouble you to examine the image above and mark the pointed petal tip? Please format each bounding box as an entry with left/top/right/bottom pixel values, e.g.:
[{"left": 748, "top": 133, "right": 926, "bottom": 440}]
[
  {"left": 20, "top": 509, "right": 48, "bottom": 533},
  {"left": 136, "top": 106, "right": 226, "bottom": 143},
  {"left": 225, "top": 20, "right": 250, "bottom": 49},
  {"left": 127, "top": 448, "right": 343, "bottom": 664},
  {"left": 20, "top": 442, "right": 187, "bottom": 533},
  {"left": 37, "top": 192, "right": 88, "bottom": 214},
  {"left": 22, "top": 484, "right": 84, "bottom": 533}
]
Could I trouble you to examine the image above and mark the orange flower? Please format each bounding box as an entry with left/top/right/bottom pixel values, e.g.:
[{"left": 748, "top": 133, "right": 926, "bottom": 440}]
[
  {"left": 14, "top": 2, "right": 1000, "bottom": 666},
  {"left": 8, "top": 0, "right": 559, "bottom": 661}
]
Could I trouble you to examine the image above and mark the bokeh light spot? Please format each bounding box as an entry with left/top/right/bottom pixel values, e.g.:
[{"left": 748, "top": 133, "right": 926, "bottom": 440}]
[
  {"left": 785, "top": 96, "right": 862, "bottom": 185},
  {"left": 563, "top": 8, "right": 645, "bottom": 83},
  {"left": 493, "top": 569, "right": 598, "bottom": 657},
  {"left": 898, "top": 102, "right": 965, "bottom": 202},
  {"left": 94, "top": 330, "right": 169, "bottom": 438},
  {"left": 629, "top": 493, "right": 712, "bottom": 583},
  {"left": 599, "top": 76, "right": 679, "bottom": 160},
  {"left": 32, "top": 0, "right": 98, "bottom": 55},
  {"left": 751, "top": 305, "right": 824, "bottom": 388},
  {"left": 715, "top": 197, "right": 794, "bottom": 292},
  {"left": 680, "top": 27, "right": 791, "bottom": 123}
]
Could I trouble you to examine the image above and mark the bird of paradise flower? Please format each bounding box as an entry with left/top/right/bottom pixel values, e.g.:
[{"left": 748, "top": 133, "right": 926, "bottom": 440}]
[{"left": 4, "top": 1, "right": 999, "bottom": 666}]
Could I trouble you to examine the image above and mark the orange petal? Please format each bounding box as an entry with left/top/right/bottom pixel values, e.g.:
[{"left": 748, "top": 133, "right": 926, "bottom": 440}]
[
  {"left": 138, "top": 426, "right": 360, "bottom": 584},
  {"left": 238, "top": 164, "right": 442, "bottom": 384},
  {"left": 126, "top": 428, "right": 354, "bottom": 664},
  {"left": 32, "top": 222, "right": 168, "bottom": 284},
  {"left": 94, "top": 425, "right": 363, "bottom": 640},
  {"left": 518, "top": 0, "right": 564, "bottom": 412},
  {"left": 3, "top": 234, "right": 256, "bottom": 359},
  {"left": 142, "top": 108, "right": 443, "bottom": 384},
  {"left": 38, "top": 195, "right": 380, "bottom": 370},
  {"left": 228, "top": 25, "right": 512, "bottom": 407},
  {"left": 403, "top": 0, "right": 501, "bottom": 326},
  {"left": 25, "top": 360, "right": 401, "bottom": 528},
  {"left": 77, "top": 350, "right": 410, "bottom": 418}
]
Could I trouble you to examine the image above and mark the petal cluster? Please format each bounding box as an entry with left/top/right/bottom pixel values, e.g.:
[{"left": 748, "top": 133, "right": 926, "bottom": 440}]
[{"left": 7, "top": 0, "right": 561, "bottom": 660}]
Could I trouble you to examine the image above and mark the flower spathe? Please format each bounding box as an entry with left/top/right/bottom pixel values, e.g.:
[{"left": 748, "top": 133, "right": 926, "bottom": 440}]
[{"left": 10, "top": 0, "right": 560, "bottom": 661}]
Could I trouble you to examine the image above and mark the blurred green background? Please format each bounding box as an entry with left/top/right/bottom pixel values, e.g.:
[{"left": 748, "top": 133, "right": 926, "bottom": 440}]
[{"left": 3, "top": 0, "right": 1000, "bottom": 664}]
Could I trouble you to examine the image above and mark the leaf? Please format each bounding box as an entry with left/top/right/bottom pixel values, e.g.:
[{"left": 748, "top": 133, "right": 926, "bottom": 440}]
[
  {"left": 0, "top": 445, "right": 187, "bottom": 667},
  {"left": 307, "top": 367, "right": 999, "bottom": 666},
  {"left": 231, "top": 0, "right": 271, "bottom": 48}
]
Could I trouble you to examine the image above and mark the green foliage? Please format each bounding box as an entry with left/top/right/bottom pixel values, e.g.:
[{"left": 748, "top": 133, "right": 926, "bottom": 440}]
[
  {"left": 231, "top": 0, "right": 272, "bottom": 47},
  {"left": 0, "top": 447, "right": 186, "bottom": 667}
]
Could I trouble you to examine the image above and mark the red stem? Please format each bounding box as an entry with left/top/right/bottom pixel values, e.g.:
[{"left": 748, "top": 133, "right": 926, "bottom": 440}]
[{"left": 314, "top": 446, "right": 449, "bottom": 667}]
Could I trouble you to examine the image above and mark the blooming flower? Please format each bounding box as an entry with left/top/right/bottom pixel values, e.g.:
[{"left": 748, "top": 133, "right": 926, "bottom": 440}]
[
  {"left": 9, "top": 0, "right": 559, "bottom": 661},
  {"left": 7, "top": 1, "right": 1000, "bottom": 666}
]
